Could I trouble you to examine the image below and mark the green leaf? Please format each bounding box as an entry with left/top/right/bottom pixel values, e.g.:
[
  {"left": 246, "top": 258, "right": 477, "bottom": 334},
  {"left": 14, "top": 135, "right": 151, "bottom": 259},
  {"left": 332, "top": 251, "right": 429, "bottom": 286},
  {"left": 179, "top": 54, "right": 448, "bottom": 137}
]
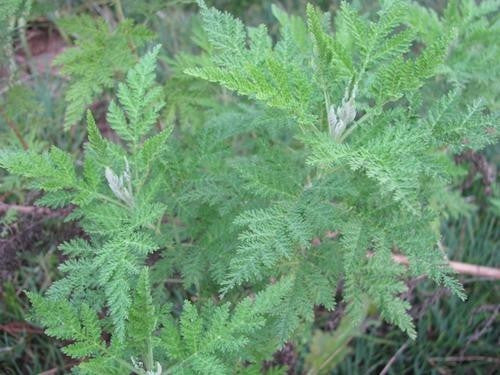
[
  {"left": 55, "top": 16, "right": 154, "bottom": 128},
  {"left": 28, "top": 293, "right": 104, "bottom": 358},
  {"left": 128, "top": 268, "right": 157, "bottom": 354},
  {"left": 107, "top": 45, "right": 165, "bottom": 146}
]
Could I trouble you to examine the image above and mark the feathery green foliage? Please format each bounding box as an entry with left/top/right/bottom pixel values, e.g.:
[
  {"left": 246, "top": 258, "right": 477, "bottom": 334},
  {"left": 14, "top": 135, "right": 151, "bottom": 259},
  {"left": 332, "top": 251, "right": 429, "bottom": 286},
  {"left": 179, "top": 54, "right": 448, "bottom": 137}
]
[
  {"left": 55, "top": 14, "right": 154, "bottom": 129},
  {"left": 405, "top": 0, "right": 500, "bottom": 109},
  {"left": 0, "top": 0, "right": 497, "bottom": 373},
  {"left": 3, "top": 47, "right": 168, "bottom": 353}
]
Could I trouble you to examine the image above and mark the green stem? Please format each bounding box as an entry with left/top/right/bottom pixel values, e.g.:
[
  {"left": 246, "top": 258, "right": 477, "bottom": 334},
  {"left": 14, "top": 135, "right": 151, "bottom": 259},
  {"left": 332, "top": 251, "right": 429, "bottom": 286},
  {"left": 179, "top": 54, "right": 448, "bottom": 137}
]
[
  {"left": 339, "top": 109, "right": 374, "bottom": 143},
  {"left": 90, "top": 190, "right": 131, "bottom": 210},
  {"left": 114, "top": 0, "right": 126, "bottom": 22},
  {"left": 6, "top": 17, "right": 17, "bottom": 81},
  {"left": 0, "top": 108, "right": 29, "bottom": 150},
  {"left": 18, "top": 1, "right": 37, "bottom": 77},
  {"left": 145, "top": 335, "right": 154, "bottom": 372}
]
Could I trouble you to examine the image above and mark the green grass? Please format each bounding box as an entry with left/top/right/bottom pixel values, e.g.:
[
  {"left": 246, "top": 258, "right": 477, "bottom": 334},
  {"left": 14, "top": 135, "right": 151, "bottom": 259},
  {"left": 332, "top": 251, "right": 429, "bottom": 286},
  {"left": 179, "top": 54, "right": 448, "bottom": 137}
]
[{"left": 1, "top": 251, "right": 66, "bottom": 374}]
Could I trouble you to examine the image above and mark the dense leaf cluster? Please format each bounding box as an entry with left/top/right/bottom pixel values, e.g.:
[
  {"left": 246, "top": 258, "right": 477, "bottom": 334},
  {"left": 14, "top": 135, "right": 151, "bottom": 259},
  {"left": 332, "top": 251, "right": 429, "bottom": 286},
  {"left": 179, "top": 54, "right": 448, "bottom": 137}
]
[{"left": 0, "top": 0, "right": 498, "bottom": 373}]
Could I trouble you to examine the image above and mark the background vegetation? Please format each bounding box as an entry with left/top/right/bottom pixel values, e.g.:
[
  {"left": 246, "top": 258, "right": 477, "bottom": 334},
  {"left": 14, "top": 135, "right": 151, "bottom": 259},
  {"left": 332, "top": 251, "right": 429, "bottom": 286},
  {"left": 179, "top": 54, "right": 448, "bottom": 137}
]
[{"left": 0, "top": 0, "right": 498, "bottom": 374}]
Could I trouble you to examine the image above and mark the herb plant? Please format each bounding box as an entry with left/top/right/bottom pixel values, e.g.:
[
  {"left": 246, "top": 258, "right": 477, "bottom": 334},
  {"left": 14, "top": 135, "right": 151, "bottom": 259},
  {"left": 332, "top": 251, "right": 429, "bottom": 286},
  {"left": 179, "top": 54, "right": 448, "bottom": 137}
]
[{"left": 0, "top": 0, "right": 497, "bottom": 374}]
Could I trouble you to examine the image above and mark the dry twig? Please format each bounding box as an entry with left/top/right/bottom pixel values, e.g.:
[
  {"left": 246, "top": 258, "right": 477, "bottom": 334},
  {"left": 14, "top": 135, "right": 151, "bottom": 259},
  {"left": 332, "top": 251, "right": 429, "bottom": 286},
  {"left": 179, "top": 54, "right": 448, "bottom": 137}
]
[
  {"left": 379, "top": 342, "right": 409, "bottom": 375},
  {"left": 392, "top": 254, "right": 500, "bottom": 280}
]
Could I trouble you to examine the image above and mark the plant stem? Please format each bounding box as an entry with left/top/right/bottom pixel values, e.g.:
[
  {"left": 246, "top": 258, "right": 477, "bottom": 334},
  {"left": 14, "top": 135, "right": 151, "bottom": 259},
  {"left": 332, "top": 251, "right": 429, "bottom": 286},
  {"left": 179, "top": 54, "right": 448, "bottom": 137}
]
[
  {"left": 18, "top": 17, "right": 37, "bottom": 77},
  {"left": 6, "top": 17, "right": 17, "bottom": 82},
  {"left": 392, "top": 254, "right": 500, "bottom": 280},
  {"left": 339, "top": 109, "right": 374, "bottom": 143},
  {"left": 0, "top": 202, "right": 53, "bottom": 215},
  {"left": 379, "top": 341, "right": 409, "bottom": 375},
  {"left": 145, "top": 336, "right": 154, "bottom": 372},
  {"left": 0, "top": 108, "right": 29, "bottom": 150},
  {"left": 114, "top": 0, "right": 125, "bottom": 22}
]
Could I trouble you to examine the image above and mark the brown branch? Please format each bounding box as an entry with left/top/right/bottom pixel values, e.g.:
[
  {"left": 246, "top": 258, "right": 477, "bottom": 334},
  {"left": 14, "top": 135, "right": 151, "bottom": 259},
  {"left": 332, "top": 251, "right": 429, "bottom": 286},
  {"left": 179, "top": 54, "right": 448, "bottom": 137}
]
[
  {"left": 0, "top": 202, "right": 71, "bottom": 217},
  {"left": 392, "top": 254, "right": 500, "bottom": 280},
  {"left": 315, "top": 234, "right": 500, "bottom": 280},
  {"left": 0, "top": 202, "right": 52, "bottom": 215},
  {"left": 379, "top": 342, "right": 409, "bottom": 375},
  {"left": 0, "top": 321, "right": 44, "bottom": 335},
  {"left": 429, "top": 356, "right": 500, "bottom": 364}
]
